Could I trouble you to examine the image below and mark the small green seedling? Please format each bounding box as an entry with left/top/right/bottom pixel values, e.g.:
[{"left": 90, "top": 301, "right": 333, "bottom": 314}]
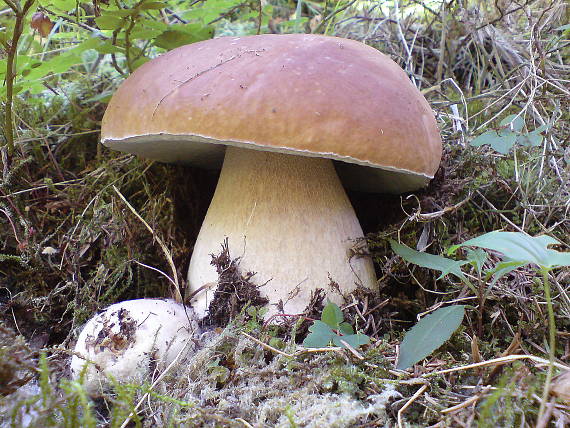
[
  {"left": 303, "top": 301, "right": 369, "bottom": 349},
  {"left": 470, "top": 114, "right": 546, "bottom": 154}
]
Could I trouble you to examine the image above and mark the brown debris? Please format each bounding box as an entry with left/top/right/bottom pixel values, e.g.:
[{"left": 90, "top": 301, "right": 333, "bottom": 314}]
[
  {"left": 86, "top": 307, "right": 138, "bottom": 355},
  {"left": 202, "top": 239, "right": 269, "bottom": 327}
]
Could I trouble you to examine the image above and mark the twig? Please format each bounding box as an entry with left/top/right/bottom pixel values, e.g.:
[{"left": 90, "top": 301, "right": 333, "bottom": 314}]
[
  {"left": 408, "top": 193, "right": 471, "bottom": 222},
  {"left": 316, "top": 0, "right": 357, "bottom": 34},
  {"left": 537, "top": 268, "right": 557, "bottom": 421},
  {"left": 474, "top": 0, "right": 536, "bottom": 31},
  {"left": 535, "top": 397, "right": 556, "bottom": 428},
  {"left": 339, "top": 339, "right": 364, "bottom": 360},
  {"left": 475, "top": 190, "right": 526, "bottom": 233},
  {"left": 398, "top": 384, "right": 428, "bottom": 428},
  {"left": 235, "top": 418, "right": 254, "bottom": 428},
  {"left": 131, "top": 260, "right": 178, "bottom": 290},
  {"left": 393, "top": 0, "right": 414, "bottom": 84},
  {"left": 240, "top": 331, "right": 346, "bottom": 358},
  {"left": 441, "top": 386, "right": 491, "bottom": 414},
  {"left": 256, "top": 0, "right": 261, "bottom": 35},
  {"left": 425, "top": 354, "right": 570, "bottom": 377}
]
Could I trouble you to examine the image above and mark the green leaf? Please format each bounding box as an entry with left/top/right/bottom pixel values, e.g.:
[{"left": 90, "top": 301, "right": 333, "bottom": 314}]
[
  {"left": 130, "top": 28, "right": 163, "bottom": 40},
  {"left": 71, "top": 38, "right": 104, "bottom": 53},
  {"left": 50, "top": 31, "right": 80, "bottom": 40},
  {"left": 304, "top": 302, "right": 368, "bottom": 349},
  {"left": 140, "top": 20, "right": 169, "bottom": 31},
  {"left": 397, "top": 305, "right": 465, "bottom": 370},
  {"left": 555, "top": 24, "right": 570, "bottom": 31},
  {"left": 139, "top": 1, "right": 167, "bottom": 10},
  {"left": 302, "top": 321, "right": 334, "bottom": 348},
  {"left": 470, "top": 130, "right": 516, "bottom": 155},
  {"left": 182, "top": 0, "right": 243, "bottom": 23},
  {"left": 95, "top": 15, "right": 125, "bottom": 30},
  {"left": 465, "top": 248, "right": 488, "bottom": 275},
  {"left": 499, "top": 114, "right": 524, "bottom": 132},
  {"left": 321, "top": 301, "right": 343, "bottom": 328},
  {"left": 518, "top": 128, "right": 544, "bottom": 147},
  {"left": 131, "top": 56, "right": 150, "bottom": 70},
  {"left": 494, "top": 131, "right": 518, "bottom": 155},
  {"left": 154, "top": 24, "right": 214, "bottom": 50},
  {"left": 12, "top": 83, "right": 24, "bottom": 95},
  {"left": 470, "top": 131, "right": 496, "bottom": 146},
  {"left": 333, "top": 333, "right": 370, "bottom": 349},
  {"left": 83, "top": 91, "right": 114, "bottom": 103},
  {"left": 449, "top": 231, "right": 570, "bottom": 270},
  {"left": 486, "top": 260, "right": 526, "bottom": 288},
  {"left": 338, "top": 322, "right": 354, "bottom": 336},
  {"left": 390, "top": 239, "right": 468, "bottom": 281},
  {"left": 93, "top": 41, "right": 124, "bottom": 54},
  {"left": 28, "top": 81, "right": 46, "bottom": 95},
  {"left": 24, "top": 52, "right": 81, "bottom": 80},
  {"left": 471, "top": 115, "right": 546, "bottom": 154},
  {"left": 48, "top": 0, "right": 77, "bottom": 11},
  {"left": 111, "top": 9, "right": 140, "bottom": 17},
  {"left": 279, "top": 17, "right": 309, "bottom": 30}
]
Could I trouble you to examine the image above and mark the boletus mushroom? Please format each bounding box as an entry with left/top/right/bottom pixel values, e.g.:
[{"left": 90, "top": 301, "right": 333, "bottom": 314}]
[{"left": 101, "top": 34, "right": 442, "bottom": 318}]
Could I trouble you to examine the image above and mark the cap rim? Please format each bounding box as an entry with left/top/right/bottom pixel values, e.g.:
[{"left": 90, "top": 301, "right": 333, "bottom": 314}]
[{"left": 102, "top": 132, "right": 434, "bottom": 193}]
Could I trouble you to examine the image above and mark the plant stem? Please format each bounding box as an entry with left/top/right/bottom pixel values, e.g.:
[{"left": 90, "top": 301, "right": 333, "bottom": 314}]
[
  {"left": 3, "top": 0, "right": 35, "bottom": 156},
  {"left": 537, "top": 267, "right": 556, "bottom": 420},
  {"left": 477, "top": 273, "right": 485, "bottom": 338}
]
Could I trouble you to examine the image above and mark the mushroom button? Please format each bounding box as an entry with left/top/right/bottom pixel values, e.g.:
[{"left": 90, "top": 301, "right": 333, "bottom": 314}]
[
  {"left": 100, "top": 34, "right": 442, "bottom": 319},
  {"left": 71, "top": 298, "right": 199, "bottom": 392}
]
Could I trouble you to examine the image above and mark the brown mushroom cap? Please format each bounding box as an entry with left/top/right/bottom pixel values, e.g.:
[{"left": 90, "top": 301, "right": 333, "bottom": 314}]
[{"left": 101, "top": 34, "right": 442, "bottom": 193}]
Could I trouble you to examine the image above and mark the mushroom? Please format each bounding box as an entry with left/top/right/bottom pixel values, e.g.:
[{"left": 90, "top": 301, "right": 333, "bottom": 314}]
[
  {"left": 100, "top": 34, "right": 442, "bottom": 318},
  {"left": 71, "top": 299, "right": 198, "bottom": 392}
]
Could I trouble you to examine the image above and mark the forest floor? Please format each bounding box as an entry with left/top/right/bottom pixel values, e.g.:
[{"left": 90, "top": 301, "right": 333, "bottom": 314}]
[{"left": 1, "top": 1, "right": 569, "bottom": 427}]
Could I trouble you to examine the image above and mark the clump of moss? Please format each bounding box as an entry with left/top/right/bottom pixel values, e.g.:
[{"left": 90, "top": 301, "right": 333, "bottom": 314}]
[{"left": 143, "top": 323, "right": 399, "bottom": 427}]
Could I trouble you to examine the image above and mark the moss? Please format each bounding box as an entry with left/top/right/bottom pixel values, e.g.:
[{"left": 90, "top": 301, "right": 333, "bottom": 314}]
[
  {"left": 476, "top": 364, "right": 540, "bottom": 426},
  {"left": 117, "top": 324, "right": 398, "bottom": 427}
]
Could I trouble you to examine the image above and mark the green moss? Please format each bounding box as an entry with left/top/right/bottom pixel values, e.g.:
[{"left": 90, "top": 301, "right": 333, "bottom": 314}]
[{"left": 477, "top": 364, "right": 540, "bottom": 426}]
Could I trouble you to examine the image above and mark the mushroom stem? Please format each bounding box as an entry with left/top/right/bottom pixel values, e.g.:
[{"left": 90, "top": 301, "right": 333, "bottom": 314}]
[{"left": 188, "top": 146, "right": 377, "bottom": 318}]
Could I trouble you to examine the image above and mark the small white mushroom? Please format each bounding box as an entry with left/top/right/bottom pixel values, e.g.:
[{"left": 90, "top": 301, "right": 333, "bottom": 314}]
[{"left": 70, "top": 298, "right": 199, "bottom": 392}]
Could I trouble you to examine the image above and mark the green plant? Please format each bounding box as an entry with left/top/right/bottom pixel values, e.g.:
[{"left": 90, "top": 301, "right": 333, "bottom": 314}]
[
  {"left": 476, "top": 364, "right": 534, "bottom": 427},
  {"left": 392, "top": 231, "right": 570, "bottom": 420},
  {"left": 303, "top": 301, "right": 369, "bottom": 349},
  {"left": 448, "top": 231, "right": 570, "bottom": 420},
  {"left": 1, "top": 0, "right": 35, "bottom": 156},
  {"left": 390, "top": 239, "right": 487, "bottom": 335},
  {"left": 470, "top": 114, "right": 547, "bottom": 155}
]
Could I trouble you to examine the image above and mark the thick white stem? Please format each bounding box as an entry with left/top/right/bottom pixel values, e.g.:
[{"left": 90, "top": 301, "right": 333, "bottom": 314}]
[{"left": 188, "top": 146, "right": 376, "bottom": 317}]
